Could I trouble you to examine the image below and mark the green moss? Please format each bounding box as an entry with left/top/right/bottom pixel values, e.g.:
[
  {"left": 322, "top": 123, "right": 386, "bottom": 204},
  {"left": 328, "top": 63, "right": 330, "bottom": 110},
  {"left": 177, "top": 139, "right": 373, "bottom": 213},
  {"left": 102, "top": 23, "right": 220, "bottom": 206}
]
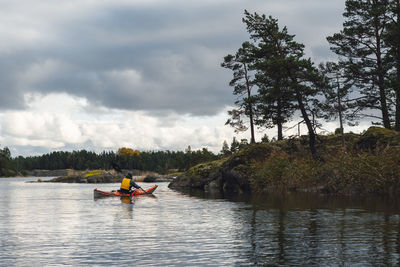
[
  {"left": 355, "top": 126, "right": 400, "bottom": 150},
  {"left": 186, "top": 157, "right": 228, "bottom": 178},
  {"left": 83, "top": 170, "right": 104, "bottom": 178},
  {"left": 234, "top": 143, "right": 279, "bottom": 164}
]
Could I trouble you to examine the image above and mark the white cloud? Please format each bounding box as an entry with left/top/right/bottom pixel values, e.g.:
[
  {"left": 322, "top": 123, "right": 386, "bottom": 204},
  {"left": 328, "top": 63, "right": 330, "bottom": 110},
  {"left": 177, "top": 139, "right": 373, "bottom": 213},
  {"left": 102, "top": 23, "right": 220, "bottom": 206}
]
[
  {"left": 0, "top": 0, "right": 376, "bottom": 158},
  {"left": 0, "top": 92, "right": 371, "bottom": 157},
  {"left": 5, "top": 136, "right": 65, "bottom": 149},
  {"left": 0, "top": 93, "right": 241, "bottom": 156}
]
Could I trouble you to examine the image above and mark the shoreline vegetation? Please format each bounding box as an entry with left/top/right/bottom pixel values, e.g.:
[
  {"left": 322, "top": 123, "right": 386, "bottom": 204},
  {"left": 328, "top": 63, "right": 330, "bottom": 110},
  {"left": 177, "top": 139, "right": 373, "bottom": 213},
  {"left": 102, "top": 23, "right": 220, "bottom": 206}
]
[
  {"left": 36, "top": 170, "right": 175, "bottom": 184},
  {"left": 169, "top": 127, "right": 400, "bottom": 196},
  {"left": 2, "top": 2, "right": 400, "bottom": 199},
  {"left": 1, "top": 126, "right": 400, "bottom": 197},
  {"left": 168, "top": 3, "right": 400, "bottom": 198}
]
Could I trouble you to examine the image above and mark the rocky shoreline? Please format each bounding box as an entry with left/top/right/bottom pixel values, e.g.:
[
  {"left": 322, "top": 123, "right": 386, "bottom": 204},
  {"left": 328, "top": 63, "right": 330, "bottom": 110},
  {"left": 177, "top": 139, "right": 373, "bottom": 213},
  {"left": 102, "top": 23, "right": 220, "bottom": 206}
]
[
  {"left": 168, "top": 150, "right": 254, "bottom": 194},
  {"left": 22, "top": 127, "right": 400, "bottom": 197},
  {"left": 169, "top": 127, "right": 400, "bottom": 196},
  {"left": 37, "top": 170, "right": 175, "bottom": 184}
]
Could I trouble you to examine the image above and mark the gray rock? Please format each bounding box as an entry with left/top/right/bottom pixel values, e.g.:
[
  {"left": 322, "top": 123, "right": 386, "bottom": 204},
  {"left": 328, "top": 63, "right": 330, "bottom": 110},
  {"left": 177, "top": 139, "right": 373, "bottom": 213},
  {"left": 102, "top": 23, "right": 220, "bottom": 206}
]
[{"left": 44, "top": 171, "right": 123, "bottom": 183}]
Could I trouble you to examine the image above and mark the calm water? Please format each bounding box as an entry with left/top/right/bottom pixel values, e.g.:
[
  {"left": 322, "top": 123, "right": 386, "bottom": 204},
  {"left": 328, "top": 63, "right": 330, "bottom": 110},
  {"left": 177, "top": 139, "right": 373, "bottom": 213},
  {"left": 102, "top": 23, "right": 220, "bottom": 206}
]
[{"left": 1, "top": 178, "right": 400, "bottom": 266}]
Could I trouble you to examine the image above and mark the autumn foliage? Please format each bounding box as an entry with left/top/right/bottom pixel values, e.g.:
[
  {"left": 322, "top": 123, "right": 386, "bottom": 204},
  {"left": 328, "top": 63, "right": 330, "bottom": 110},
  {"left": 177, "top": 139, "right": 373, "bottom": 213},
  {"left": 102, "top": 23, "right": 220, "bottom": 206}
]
[{"left": 117, "top": 147, "right": 141, "bottom": 157}]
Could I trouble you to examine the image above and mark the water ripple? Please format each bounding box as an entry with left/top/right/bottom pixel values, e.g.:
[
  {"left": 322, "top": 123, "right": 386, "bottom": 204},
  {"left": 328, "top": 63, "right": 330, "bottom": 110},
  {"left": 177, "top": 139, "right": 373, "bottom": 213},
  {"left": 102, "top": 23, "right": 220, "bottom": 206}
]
[{"left": 1, "top": 179, "right": 400, "bottom": 266}]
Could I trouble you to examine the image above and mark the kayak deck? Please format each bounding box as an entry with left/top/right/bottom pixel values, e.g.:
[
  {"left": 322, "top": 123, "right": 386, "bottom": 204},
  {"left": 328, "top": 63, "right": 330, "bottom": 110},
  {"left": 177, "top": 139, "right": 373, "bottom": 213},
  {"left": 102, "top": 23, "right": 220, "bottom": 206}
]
[{"left": 94, "top": 185, "right": 158, "bottom": 198}]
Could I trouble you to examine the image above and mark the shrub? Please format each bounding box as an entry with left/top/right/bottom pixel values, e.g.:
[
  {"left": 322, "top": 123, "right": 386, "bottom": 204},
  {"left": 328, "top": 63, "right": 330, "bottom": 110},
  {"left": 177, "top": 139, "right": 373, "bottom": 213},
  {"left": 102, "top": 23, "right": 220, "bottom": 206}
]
[
  {"left": 251, "top": 150, "right": 291, "bottom": 190},
  {"left": 324, "top": 147, "right": 400, "bottom": 195},
  {"left": 285, "top": 156, "right": 325, "bottom": 189},
  {"left": 355, "top": 126, "right": 400, "bottom": 151}
]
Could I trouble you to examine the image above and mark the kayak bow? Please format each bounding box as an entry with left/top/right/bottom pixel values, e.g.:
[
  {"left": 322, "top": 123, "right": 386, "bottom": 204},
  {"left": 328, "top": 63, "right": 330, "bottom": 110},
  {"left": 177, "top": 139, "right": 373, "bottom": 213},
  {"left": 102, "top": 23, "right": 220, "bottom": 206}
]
[{"left": 94, "top": 185, "right": 158, "bottom": 198}]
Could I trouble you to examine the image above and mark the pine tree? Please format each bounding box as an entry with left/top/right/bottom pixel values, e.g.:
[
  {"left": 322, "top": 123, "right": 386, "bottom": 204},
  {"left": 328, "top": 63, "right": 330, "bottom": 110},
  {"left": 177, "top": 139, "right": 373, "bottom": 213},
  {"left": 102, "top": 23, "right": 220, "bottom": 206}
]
[
  {"left": 253, "top": 62, "right": 296, "bottom": 140},
  {"left": 230, "top": 137, "right": 240, "bottom": 153},
  {"left": 261, "top": 134, "right": 269, "bottom": 143},
  {"left": 319, "top": 62, "right": 359, "bottom": 146},
  {"left": 222, "top": 42, "right": 256, "bottom": 144},
  {"left": 220, "top": 140, "right": 231, "bottom": 156},
  {"left": 0, "top": 146, "right": 13, "bottom": 176},
  {"left": 327, "top": 0, "right": 392, "bottom": 129},
  {"left": 386, "top": 0, "right": 400, "bottom": 131},
  {"left": 243, "top": 10, "right": 326, "bottom": 157}
]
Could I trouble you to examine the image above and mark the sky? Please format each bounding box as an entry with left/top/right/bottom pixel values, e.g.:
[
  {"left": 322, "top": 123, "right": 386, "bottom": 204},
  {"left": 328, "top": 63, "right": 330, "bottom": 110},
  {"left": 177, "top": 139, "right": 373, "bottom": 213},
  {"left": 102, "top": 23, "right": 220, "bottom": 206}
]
[{"left": 0, "top": 0, "right": 361, "bottom": 157}]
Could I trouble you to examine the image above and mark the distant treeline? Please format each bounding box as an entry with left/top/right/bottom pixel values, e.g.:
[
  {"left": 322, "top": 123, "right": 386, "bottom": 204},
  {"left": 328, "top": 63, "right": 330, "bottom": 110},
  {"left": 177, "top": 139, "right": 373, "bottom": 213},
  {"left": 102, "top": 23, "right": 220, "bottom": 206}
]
[
  {"left": 0, "top": 139, "right": 245, "bottom": 177},
  {"left": 11, "top": 147, "right": 219, "bottom": 175}
]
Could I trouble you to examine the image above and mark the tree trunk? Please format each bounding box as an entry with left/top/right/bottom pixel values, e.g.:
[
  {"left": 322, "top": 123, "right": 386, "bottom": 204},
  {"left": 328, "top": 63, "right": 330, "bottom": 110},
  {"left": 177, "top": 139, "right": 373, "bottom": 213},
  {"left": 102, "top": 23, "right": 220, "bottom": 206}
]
[
  {"left": 244, "top": 62, "right": 256, "bottom": 143},
  {"left": 277, "top": 97, "right": 283, "bottom": 140},
  {"left": 395, "top": 0, "right": 400, "bottom": 131},
  {"left": 289, "top": 75, "right": 317, "bottom": 158},
  {"left": 337, "top": 75, "right": 345, "bottom": 147},
  {"left": 375, "top": 15, "right": 391, "bottom": 129},
  {"left": 378, "top": 65, "right": 391, "bottom": 129},
  {"left": 396, "top": 52, "right": 400, "bottom": 131},
  {"left": 277, "top": 123, "right": 283, "bottom": 141},
  {"left": 295, "top": 89, "right": 317, "bottom": 157},
  {"left": 396, "top": 67, "right": 400, "bottom": 131},
  {"left": 269, "top": 24, "right": 317, "bottom": 156}
]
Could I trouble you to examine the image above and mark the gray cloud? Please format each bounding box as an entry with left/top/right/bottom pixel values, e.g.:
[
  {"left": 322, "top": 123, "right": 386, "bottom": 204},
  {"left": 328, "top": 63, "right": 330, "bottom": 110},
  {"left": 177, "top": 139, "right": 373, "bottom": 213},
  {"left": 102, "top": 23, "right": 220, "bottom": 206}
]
[{"left": 0, "top": 0, "right": 345, "bottom": 115}]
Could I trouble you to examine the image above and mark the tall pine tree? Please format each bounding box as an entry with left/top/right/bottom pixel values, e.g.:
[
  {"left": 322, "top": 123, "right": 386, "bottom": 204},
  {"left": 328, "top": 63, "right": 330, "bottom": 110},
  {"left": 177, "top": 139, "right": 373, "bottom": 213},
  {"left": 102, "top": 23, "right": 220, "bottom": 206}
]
[
  {"left": 319, "top": 62, "right": 359, "bottom": 146},
  {"left": 386, "top": 0, "right": 400, "bottom": 131},
  {"left": 243, "top": 11, "right": 326, "bottom": 157},
  {"left": 222, "top": 42, "right": 256, "bottom": 144},
  {"left": 252, "top": 43, "right": 296, "bottom": 140},
  {"left": 327, "top": 0, "right": 392, "bottom": 129}
]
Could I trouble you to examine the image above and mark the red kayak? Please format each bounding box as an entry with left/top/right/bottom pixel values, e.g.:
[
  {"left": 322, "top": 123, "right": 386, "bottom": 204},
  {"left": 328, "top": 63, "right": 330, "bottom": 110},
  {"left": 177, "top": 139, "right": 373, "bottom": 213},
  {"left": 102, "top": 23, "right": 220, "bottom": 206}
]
[{"left": 94, "top": 185, "right": 158, "bottom": 198}]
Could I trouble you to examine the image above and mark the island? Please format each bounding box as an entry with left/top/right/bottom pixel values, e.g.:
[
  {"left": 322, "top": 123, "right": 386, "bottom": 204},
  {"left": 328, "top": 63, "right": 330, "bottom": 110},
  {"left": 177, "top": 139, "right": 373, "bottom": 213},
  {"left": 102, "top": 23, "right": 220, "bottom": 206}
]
[{"left": 169, "top": 127, "right": 400, "bottom": 196}]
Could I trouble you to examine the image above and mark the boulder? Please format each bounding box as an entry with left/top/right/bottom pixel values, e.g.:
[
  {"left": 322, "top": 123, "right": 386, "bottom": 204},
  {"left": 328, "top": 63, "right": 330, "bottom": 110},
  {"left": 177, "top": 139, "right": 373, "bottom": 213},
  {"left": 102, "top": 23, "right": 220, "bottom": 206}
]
[
  {"left": 169, "top": 143, "right": 280, "bottom": 194},
  {"left": 169, "top": 159, "right": 224, "bottom": 190}
]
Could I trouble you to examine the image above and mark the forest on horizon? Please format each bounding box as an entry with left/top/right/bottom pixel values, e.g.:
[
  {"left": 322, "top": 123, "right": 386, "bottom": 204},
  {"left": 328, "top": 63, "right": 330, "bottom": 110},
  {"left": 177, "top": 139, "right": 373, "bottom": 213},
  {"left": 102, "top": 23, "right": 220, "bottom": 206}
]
[{"left": 1, "top": 0, "right": 400, "bottom": 175}]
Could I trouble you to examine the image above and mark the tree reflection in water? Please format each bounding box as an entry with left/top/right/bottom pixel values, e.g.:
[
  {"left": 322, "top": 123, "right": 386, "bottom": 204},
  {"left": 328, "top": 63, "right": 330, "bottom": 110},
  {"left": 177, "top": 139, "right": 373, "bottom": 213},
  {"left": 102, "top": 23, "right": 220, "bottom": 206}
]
[{"left": 186, "top": 190, "right": 400, "bottom": 266}]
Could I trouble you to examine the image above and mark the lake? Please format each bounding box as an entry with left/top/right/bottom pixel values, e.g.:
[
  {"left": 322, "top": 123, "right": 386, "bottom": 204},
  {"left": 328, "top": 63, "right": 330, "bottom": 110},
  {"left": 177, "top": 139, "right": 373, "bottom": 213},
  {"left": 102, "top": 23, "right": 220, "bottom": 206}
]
[{"left": 1, "top": 177, "right": 400, "bottom": 266}]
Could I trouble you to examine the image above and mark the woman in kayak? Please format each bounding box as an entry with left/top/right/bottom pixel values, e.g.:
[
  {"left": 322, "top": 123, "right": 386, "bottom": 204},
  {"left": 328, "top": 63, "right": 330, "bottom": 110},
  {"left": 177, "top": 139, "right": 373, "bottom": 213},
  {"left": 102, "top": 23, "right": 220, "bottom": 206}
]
[{"left": 119, "top": 172, "right": 144, "bottom": 194}]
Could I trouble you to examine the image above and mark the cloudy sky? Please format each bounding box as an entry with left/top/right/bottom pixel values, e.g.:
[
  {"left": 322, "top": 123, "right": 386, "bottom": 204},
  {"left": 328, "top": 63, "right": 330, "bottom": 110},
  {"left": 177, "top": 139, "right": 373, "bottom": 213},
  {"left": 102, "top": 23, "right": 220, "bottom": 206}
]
[{"left": 0, "top": 0, "right": 356, "bottom": 157}]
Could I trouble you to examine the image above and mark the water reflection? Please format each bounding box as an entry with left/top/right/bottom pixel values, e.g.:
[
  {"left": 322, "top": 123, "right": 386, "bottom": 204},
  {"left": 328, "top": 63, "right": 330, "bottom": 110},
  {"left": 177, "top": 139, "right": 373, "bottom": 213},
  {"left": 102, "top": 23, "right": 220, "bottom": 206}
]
[
  {"left": 2, "top": 179, "right": 400, "bottom": 266},
  {"left": 93, "top": 194, "right": 159, "bottom": 221},
  {"left": 179, "top": 189, "right": 400, "bottom": 266},
  {"left": 120, "top": 197, "right": 133, "bottom": 205}
]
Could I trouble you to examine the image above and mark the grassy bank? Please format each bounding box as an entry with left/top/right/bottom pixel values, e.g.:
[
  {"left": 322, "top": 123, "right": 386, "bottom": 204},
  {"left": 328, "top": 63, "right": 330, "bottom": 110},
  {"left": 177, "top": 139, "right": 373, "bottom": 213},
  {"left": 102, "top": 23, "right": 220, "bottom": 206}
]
[
  {"left": 247, "top": 127, "right": 400, "bottom": 195},
  {"left": 251, "top": 144, "right": 400, "bottom": 195},
  {"left": 171, "top": 127, "right": 400, "bottom": 196}
]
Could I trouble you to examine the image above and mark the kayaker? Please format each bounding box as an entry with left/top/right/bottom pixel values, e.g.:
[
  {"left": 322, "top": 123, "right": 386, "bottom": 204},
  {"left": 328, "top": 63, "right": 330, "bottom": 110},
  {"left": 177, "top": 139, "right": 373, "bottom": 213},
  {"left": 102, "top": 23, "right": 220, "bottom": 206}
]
[{"left": 119, "top": 172, "right": 144, "bottom": 194}]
